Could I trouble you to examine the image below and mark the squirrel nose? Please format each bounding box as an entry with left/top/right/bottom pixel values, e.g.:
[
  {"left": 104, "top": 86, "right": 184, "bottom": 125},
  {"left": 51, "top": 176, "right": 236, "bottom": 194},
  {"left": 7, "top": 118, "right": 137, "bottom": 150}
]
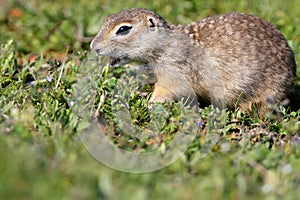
[
  {"left": 94, "top": 48, "right": 102, "bottom": 54},
  {"left": 90, "top": 43, "right": 102, "bottom": 55},
  {"left": 92, "top": 47, "right": 106, "bottom": 56},
  {"left": 90, "top": 39, "right": 104, "bottom": 55},
  {"left": 90, "top": 37, "right": 100, "bottom": 51}
]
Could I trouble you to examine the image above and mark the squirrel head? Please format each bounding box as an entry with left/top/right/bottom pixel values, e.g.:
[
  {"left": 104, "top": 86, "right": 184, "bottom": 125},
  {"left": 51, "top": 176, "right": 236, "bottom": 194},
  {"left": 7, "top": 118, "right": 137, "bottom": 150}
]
[{"left": 90, "top": 8, "right": 171, "bottom": 66}]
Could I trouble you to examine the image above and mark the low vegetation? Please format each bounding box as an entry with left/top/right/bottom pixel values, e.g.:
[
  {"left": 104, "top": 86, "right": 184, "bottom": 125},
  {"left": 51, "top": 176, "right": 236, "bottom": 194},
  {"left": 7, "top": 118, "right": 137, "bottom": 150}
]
[{"left": 1, "top": 0, "right": 300, "bottom": 199}]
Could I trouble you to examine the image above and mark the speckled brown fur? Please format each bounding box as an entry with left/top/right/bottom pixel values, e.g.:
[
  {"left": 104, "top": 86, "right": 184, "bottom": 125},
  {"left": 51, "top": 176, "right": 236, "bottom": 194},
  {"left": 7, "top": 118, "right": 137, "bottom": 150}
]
[{"left": 91, "top": 8, "right": 296, "bottom": 117}]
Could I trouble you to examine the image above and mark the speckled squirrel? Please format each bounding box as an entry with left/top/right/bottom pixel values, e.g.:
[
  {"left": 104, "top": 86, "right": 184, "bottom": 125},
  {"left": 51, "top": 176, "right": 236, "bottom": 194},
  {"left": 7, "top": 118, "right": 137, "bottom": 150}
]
[{"left": 91, "top": 8, "right": 296, "bottom": 117}]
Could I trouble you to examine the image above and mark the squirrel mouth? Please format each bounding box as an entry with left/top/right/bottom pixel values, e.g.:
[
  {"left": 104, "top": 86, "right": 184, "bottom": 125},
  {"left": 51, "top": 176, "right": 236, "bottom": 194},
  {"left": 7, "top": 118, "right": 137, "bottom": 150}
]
[{"left": 110, "top": 57, "right": 130, "bottom": 67}]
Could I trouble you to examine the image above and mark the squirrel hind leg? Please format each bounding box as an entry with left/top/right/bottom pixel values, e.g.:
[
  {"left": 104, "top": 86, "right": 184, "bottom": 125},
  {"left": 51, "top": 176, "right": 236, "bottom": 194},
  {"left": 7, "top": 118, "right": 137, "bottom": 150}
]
[{"left": 239, "top": 101, "right": 268, "bottom": 119}]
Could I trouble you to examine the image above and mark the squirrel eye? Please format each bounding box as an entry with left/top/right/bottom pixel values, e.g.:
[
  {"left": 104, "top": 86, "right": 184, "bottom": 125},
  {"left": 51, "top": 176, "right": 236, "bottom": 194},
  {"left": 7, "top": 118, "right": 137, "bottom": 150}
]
[{"left": 116, "top": 25, "right": 132, "bottom": 35}]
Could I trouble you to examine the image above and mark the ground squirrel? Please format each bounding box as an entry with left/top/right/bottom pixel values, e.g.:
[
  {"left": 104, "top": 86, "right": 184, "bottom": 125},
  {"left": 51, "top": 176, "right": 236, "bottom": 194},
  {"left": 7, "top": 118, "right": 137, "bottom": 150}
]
[{"left": 91, "top": 8, "right": 296, "bottom": 116}]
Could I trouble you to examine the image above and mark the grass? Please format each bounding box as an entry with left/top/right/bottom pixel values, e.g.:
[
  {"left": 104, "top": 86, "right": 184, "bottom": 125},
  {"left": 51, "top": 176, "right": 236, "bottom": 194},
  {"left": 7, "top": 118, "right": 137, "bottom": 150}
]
[{"left": 1, "top": 0, "right": 300, "bottom": 199}]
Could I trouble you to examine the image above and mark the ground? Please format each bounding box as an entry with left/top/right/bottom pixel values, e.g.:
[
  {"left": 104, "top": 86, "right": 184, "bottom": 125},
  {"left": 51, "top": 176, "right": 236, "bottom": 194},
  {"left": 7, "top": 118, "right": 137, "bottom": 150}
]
[{"left": 0, "top": 0, "right": 300, "bottom": 199}]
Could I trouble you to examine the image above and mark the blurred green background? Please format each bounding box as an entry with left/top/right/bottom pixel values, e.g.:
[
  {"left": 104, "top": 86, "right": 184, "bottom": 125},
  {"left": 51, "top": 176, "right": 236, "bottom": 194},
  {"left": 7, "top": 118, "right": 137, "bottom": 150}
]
[
  {"left": 1, "top": 0, "right": 300, "bottom": 199},
  {"left": 1, "top": 0, "right": 299, "bottom": 56}
]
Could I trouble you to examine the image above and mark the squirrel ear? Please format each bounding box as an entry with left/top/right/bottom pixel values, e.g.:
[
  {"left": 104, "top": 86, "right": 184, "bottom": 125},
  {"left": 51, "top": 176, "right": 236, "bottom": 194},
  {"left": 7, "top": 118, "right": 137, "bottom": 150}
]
[{"left": 146, "top": 16, "right": 158, "bottom": 29}]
